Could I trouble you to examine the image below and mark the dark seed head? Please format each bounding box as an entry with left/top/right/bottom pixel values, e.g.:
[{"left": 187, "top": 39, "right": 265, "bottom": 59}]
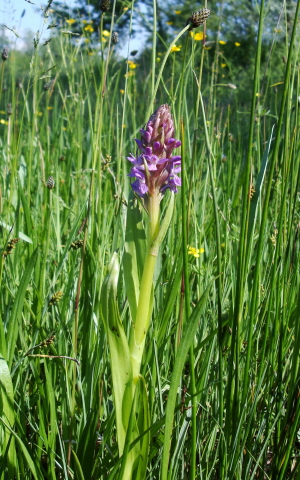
[
  {"left": 44, "top": 79, "right": 55, "bottom": 91},
  {"left": 112, "top": 32, "right": 118, "bottom": 44},
  {"left": 46, "top": 176, "right": 55, "bottom": 189},
  {"left": 99, "top": 0, "right": 110, "bottom": 12},
  {"left": 2, "top": 48, "right": 8, "bottom": 61},
  {"left": 186, "top": 8, "right": 210, "bottom": 30}
]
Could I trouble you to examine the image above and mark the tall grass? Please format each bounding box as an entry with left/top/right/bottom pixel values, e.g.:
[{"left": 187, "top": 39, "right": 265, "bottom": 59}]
[{"left": 0, "top": 1, "right": 299, "bottom": 479}]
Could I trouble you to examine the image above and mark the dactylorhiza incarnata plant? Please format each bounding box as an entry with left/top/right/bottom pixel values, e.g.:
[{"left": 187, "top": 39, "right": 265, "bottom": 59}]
[
  {"left": 127, "top": 103, "right": 181, "bottom": 378},
  {"left": 100, "top": 104, "right": 181, "bottom": 479}
]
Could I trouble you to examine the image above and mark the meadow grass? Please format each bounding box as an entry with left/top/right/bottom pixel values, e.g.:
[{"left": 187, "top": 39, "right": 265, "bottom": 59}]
[{"left": 0, "top": 1, "right": 299, "bottom": 479}]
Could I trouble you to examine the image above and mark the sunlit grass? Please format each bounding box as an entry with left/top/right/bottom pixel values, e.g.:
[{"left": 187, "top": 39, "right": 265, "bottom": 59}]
[{"left": 0, "top": 1, "right": 299, "bottom": 479}]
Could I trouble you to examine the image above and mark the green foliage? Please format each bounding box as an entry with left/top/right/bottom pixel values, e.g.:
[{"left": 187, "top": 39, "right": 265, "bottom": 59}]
[{"left": 0, "top": 0, "right": 299, "bottom": 478}]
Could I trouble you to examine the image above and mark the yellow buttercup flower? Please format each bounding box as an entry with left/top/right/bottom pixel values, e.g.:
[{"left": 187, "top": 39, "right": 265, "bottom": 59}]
[
  {"left": 194, "top": 32, "right": 204, "bottom": 41},
  {"left": 166, "top": 21, "right": 173, "bottom": 25},
  {"left": 219, "top": 40, "right": 226, "bottom": 45},
  {"left": 0, "top": 119, "right": 8, "bottom": 125},
  {"left": 84, "top": 25, "right": 94, "bottom": 33},
  {"left": 170, "top": 45, "right": 181, "bottom": 52},
  {"left": 188, "top": 246, "right": 205, "bottom": 258},
  {"left": 235, "top": 42, "right": 241, "bottom": 47},
  {"left": 66, "top": 19, "right": 76, "bottom": 25},
  {"left": 102, "top": 30, "right": 110, "bottom": 37},
  {"left": 174, "top": 10, "right": 181, "bottom": 14},
  {"left": 120, "top": 89, "right": 125, "bottom": 94},
  {"left": 221, "top": 63, "right": 227, "bottom": 68}
]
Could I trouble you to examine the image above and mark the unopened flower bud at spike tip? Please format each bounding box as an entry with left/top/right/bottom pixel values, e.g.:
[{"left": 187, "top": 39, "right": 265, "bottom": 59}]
[
  {"left": 186, "top": 8, "right": 210, "bottom": 30},
  {"left": 127, "top": 104, "right": 181, "bottom": 200}
]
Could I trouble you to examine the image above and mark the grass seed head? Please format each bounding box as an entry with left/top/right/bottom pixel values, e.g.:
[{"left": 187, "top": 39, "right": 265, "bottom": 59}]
[
  {"left": 49, "top": 291, "right": 63, "bottom": 305},
  {"left": 3, "top": 238, "right": 19, "bottom": 258}
]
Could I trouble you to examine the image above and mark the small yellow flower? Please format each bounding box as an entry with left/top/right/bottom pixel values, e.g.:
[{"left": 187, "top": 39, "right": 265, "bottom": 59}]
[
  {"left": 122, "top": 124, "right": 127, "bottom": 128},
  {"left": 129, "top": 63, "right": 137, "bottom": 69},
  {"left": 0, "top": 119, "right": 8, "bottom": 125},
  {"left": 84, "top": 25, "right": 94, "bottom": 33},
  {"left": 0, "top": 111, "right": 6, "bottom": 114},
  {"left": 219, "top": 40, "right": 226, "bottom": 45},
  {"left": 221, "top": 63, "right": 227, "bottom": 68},
  {"left": 102, "top": 30, "right": 110, "bottom": 37},
  {"left": 156, "top": 57, "right": 161, "bottom": 62},
  {"left": 204, "top": 46, "right": 211, "bottom": 50},
  {"left": 123, "top": 6, "right": 129, "bottom": 11},
  {"left": 47, "top": 106, "right": 53, "bottom": 110},
  {"left": 166, "top": 21, "right": 173, "bottom": 25},
  {"left": 120, "top": 89, "right": 125, "bottom": 94},
  {"left": 188, "top": 246, "right": 205, "bottom": 258},
  {"left": 235, "top": 42, "right": 241, "bottom": 46},
  {"left": 35, "top": 111, "right": 43, "bottom": 116},
  {"left": 194, "top": 32, "right": 204, "bottom": 41},
  {"left": 66, "top": 19, "right": 76, "bottom": 25},
  {"left": 88, "top": 51, "right": 94, "bottom": 55},
  {"left": 171, "top": 45, "right": 181, "bottom": 52},
  {"left": 62, "top": 127, "right": 67, "bottom": 131},
  {"left": 85, "top": 38, "right": 90, "bottom": 43},
  {"left": 274, "top": 28, "right": 281, "bottom": 33},
  {"left": 174, "top": 10, "right": 181, "bottom": 14},
  {"left": 83, "top": 19, "right": 93, "bottom": 24}
]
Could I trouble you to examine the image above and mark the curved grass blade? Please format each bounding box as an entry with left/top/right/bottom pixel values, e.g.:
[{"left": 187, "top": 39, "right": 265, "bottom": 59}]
[
  {"left": 0, "top": 354, "right": 15, "bottom": 478},
  {"left": 7, "top": 248, "right": 38, "bottom": 368}
]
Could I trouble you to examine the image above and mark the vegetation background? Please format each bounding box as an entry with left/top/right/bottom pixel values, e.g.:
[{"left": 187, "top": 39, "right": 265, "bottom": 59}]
[{"left": 0, "top": 0, "right": 299, "bottom": 479}]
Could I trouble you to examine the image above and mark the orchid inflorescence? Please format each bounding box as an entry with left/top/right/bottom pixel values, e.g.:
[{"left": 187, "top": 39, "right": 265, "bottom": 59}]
[{"left": 127, "top": 104, "right": 181, "bottom": 202}]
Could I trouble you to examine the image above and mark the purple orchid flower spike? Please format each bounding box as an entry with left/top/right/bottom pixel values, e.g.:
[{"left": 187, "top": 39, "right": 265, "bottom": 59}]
[{"left": 127, "top": 104, "right": 181, "bottom": 203}]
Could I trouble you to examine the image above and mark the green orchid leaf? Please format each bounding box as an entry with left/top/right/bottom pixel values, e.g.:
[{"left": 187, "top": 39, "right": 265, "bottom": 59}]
[
  {"left": 100, "top": 252, "right": 133, "bottom": 454},
  {"left": 123, "top": 192, "right": 146, "bottom": 323}
]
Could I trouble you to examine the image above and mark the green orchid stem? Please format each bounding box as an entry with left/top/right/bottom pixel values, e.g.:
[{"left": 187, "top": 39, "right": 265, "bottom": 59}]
[{"left": 130, "top": 193, "right": 160, "bottom": 382}]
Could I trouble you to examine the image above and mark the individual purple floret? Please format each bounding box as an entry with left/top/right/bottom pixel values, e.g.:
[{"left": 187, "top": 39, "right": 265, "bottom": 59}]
[{"left": 127, "top": 104, "right": 181, "bottom": 199}]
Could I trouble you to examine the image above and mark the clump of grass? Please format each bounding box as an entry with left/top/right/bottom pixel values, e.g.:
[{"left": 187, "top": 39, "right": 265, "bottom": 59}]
[{"left": 0, "top": 1, "right": 299, "bottom": 479}]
